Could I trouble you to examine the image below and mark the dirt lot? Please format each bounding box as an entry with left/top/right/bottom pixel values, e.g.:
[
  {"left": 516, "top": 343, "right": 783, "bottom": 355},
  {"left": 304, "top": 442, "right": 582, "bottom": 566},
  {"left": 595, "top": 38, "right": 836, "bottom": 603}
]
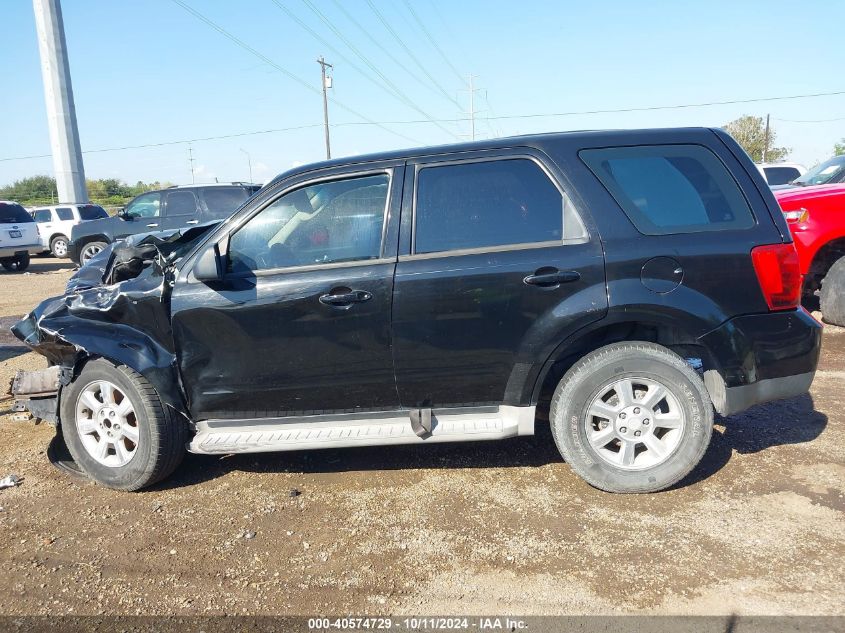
[{"left": 0, "top": 258, "right": 843, "bottom": 616}]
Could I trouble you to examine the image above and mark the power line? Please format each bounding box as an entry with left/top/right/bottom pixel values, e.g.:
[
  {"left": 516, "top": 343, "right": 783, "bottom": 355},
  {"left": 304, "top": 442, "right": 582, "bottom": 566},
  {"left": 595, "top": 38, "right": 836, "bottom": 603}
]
[
  {"left": 270, "top": 0, "right": 458, "bottom": 139},
  {"left": 774, "top": 116, "right": 845, "bottom": 123},
  {"left": 364, "top": 0, "right": 459, "bottom": 108},
  {"left": 401, "top": 0, "right": 464, "bottom": 86},
  {"left": 3, "top": 88, "right": 844, "bottom": 163},
  {"left": 478, "top": 89, "right": 845, "bottom": 122},
  {"left": 327, "top": 0, "right": 460, "bottom": 109},
  {"left": 169, "top": 0, "right": 419, "bottom": 145}
]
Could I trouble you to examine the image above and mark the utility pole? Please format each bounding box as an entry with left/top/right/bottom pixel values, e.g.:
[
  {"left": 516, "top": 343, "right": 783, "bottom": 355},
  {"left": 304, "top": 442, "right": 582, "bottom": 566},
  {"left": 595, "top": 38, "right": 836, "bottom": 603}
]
[
  {"left": 33, "top": 0, "right": 88, "bottom": 203},
  {"left": 468, "top": 74, "right": 476, "bottom": 141},
  {"left": 460, "top": 74, "right": 483, "bottom": 141},
  {"left": 317, "top": 56, "right": 333, "bottom": 159},
  {"left": 762, "top": 113, "right": 770, "bottom": 162},
  {"left": 188, "top": 144, "right": 196, "bottom": 184},
  {"left": 240, "top": 148, "right": 253, "bottom": 183}
]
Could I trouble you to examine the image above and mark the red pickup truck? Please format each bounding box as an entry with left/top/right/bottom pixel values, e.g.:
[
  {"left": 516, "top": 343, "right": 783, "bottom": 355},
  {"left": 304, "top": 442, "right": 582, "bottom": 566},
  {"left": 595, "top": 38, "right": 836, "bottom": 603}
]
[{"left": 774, "top": 184, "right": 845, "bottom": 325}]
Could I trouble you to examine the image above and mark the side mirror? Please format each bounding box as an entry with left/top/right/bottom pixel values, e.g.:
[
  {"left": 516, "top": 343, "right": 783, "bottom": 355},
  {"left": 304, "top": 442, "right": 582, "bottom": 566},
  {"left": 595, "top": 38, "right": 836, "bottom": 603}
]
[
  {"left": 116, "top": 208, "right": 129, "bottom": 219},
  {"left": 193, "top": 244, "right": 222, "bottom": 282}
]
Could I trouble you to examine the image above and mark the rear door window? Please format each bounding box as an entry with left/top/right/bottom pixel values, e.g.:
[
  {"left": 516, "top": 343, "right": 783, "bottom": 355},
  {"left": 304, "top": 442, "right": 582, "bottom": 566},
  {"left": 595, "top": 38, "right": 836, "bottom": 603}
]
[
  {"left": 201, "top": 186, "right": 252, "bottom": 220},
  {"left": 33, "top": 209, "right": 52, "bottom": 223},
  {"left": 164, "top": 190, "right": 199, "bottom": 216},
  {"left": 413, "top": 158, "right": 565, "bottom": 254},
  {"left": 78, "top": 205, "right": 108, "bottom": 220},
  {"left": 580, "top": 144, "right": 755, "bottom": 235},
  {"left": 56, "top": 207, "right": 74, "bottom": 221}
]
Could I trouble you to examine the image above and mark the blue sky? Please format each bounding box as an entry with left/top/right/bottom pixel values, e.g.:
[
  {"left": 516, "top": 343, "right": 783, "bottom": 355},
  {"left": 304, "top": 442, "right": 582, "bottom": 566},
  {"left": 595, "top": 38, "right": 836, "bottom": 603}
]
[{"left": 2, "top": 0, "right": 844, "bottom": 187}]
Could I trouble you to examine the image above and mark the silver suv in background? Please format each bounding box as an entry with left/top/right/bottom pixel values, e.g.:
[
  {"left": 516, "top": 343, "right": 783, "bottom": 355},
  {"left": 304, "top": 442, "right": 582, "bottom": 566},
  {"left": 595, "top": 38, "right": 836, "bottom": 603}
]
[{"left": 31, "top": 203, "right": 109, "bottom": 258}]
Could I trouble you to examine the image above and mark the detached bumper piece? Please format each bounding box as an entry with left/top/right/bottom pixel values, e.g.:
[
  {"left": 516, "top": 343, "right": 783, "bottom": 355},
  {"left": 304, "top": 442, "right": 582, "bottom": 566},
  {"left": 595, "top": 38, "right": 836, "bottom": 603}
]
[{"left": 8, "top": 366, "right": 66, "bottom": 424}]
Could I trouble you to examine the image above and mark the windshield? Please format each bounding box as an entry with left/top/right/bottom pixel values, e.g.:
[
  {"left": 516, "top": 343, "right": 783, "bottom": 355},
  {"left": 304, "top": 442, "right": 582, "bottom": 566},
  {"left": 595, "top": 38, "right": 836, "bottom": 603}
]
[
  {"left": 793, "top": 156, "right": 845, "bottom": 186},
  {"left": 0, "top": 202, "right": 35, "bottom": 223},
  {"left": 78, "top": 204, "right": 109, "bottom": 220}
]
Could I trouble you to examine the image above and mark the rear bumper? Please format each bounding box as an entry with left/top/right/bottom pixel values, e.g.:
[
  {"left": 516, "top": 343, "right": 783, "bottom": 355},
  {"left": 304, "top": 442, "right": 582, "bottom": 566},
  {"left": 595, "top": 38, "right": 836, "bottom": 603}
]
[
  {"left": 699, "top": 308, "right": 822, "bottom": 416},
  {"left": 0, "top": 243, "right": 41, "bottom": 257}
]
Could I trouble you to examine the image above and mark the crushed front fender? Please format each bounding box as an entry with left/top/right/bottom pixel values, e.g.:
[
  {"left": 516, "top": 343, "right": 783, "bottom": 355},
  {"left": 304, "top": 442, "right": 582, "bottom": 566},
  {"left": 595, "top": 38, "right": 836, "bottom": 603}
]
[{"left": 9, "top": 225, "right": 215, "bottom": 423}]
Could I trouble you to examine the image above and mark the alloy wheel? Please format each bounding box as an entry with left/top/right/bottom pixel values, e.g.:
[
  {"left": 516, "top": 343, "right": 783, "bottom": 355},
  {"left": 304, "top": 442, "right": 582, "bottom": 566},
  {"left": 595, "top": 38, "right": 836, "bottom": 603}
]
[
  {"left": 584, "top": 377, "right": 685, "bottom": 470},
  {"left": 75, "top": 380, "right": 139, "bottom": 467}
]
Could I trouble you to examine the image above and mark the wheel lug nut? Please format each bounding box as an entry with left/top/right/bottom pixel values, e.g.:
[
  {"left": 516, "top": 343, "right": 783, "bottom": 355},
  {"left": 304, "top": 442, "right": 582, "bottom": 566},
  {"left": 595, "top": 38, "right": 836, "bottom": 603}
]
[
  {"left": 620, "top": 426, "right": 627, "bottom": 433},
  {"left": 633, "top": 407, "right": 640, "bottom": 414},
  {"left": 643, "top": 419, "right": 650, "bottom": 425},
  {"left": 619, "top": 413, "right": 627, "bottom": 419},
  {"left": 634, "top": 430, "right": 641, "bottom": 437},
  {"left": 109, "top": 411, "right": 115, "bottom": 417}
]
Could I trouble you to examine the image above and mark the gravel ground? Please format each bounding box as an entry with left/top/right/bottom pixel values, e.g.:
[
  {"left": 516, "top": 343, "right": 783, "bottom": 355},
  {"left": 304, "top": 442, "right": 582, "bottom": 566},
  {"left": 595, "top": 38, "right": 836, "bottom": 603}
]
[{"left": 0, "top": 258, "right": 843, "bottom": 616}]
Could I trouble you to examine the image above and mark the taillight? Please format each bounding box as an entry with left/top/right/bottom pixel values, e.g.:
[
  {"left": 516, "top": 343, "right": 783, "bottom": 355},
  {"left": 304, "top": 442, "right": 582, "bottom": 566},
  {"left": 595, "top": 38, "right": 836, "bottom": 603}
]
[
  {"left": 783, "top": 207, "right": 809, "bottom": 224},
  {"left": 751, "top": 243, "right": 801, "bottom": 311}
]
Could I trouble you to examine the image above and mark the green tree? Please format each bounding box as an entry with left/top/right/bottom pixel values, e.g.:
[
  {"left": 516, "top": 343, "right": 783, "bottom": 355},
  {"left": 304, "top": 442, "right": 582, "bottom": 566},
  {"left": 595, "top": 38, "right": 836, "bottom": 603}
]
[
  {"left": 835, "top": 138, "right": 845, "bottom": 156},
  {"left": 0, "top": 175, "right": 57, "bottom": 205},
  {"left": 723, "top": 115, "right": 789, "bottom": 162}
]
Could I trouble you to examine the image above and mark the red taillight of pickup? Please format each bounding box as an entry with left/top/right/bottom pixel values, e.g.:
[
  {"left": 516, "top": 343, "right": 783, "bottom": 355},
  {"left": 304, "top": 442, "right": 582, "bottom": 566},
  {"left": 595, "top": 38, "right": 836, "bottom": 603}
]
[{"left": 751, "top": 243, "right": 801, "bottom": 311}]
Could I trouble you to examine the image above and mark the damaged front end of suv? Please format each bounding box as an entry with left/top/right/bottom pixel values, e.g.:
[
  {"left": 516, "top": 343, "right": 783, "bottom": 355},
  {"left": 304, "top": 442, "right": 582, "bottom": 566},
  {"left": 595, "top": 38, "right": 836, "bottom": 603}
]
[{"left": 8, "top": 224, "right": 217, "bottom": 426}]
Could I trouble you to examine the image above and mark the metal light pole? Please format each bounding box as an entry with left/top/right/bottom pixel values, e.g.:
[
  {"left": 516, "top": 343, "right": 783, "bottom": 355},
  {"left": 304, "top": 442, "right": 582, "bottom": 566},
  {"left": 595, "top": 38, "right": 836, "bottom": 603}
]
[
  {"left": 317, "top": 56, "right": 333, "bottom": 159},
  {"left": 33, "top": 0, "right": 88, "bottom": 203},
  {"left": 240, "top": 148, "right": 253, "bottom": 183}
]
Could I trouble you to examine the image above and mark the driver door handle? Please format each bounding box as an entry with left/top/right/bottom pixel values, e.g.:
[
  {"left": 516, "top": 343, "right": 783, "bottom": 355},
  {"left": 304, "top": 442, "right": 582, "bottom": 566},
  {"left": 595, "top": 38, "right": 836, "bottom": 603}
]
[
  {"left": 319, "top": 289, "right": 372, "bottom": 307},
  {"left": 147, "top": 222, "right": 159, "bottom": 228},
  {"left": 186, "top": 220, "right": 199, "bottom": 225}
]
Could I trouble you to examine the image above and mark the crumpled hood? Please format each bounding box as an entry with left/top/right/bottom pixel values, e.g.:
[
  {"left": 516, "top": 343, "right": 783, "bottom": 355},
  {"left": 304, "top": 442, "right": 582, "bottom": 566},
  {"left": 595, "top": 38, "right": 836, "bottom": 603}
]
[{"left": 66, "top": 221, "right": 219, "bottom": 292}]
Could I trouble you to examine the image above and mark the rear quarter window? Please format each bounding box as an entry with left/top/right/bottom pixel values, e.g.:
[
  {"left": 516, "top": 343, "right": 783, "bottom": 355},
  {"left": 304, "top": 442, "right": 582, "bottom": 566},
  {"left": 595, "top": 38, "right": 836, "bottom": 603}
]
[{"left": 580, "top": 144, "right": 755, "bottom": 235}]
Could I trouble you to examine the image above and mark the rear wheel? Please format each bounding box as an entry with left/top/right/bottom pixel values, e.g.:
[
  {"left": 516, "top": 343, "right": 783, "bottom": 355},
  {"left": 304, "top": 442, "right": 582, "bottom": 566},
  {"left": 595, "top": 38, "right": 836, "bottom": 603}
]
[
  {"left": 820, "top": 256, "right": 845, "bottom": 327},
  {"left": 50, "top": 235, "right": 69, "bottom": 258},
  {"left": 1, "top": 253, "right": 30, "bottom": 272},
  {"left": 80, "top": 240, "right": 108, "bottom": 265},
  {"left": 550, "top": 341, "right": 713, "bottom": 493},
  {"left": 60, "top": 359, "right": 187, "bottom": 491}
]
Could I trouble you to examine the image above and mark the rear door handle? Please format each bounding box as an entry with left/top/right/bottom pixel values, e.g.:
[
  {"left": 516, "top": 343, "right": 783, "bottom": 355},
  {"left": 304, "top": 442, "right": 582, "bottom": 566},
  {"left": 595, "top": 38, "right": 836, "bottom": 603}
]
[
  {"left": 319, "top": 289, "right": 372, "bottom": 307},
  {"left": 524, "top": 269, "right": 581, "bottom": 287},
  {"left": 186, "top": 220, "right": 199, "bottom": 225},
  {"left": 147, "top": 223, "right": 159, "bottom": 228}
]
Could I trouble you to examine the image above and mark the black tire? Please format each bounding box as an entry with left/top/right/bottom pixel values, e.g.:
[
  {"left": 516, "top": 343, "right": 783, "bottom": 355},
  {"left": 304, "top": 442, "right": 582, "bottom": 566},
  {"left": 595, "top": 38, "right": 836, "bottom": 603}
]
[
  {"left": 50, "top": 235, "right": 69, "bottom": 259},
  {"left": 80, "top": 240, "right": 109, "bottom": 265},
  {"left": 1, "top": 252, "right": 30, "bottom": 272},
  {"left": 60, "top": 359, "right": 187, "bottom": 491},
  {"left": 549, "top": 341, "right": 713, "bottom": 493},
  {"left": 820, "top": 255, "right": 845, "bottom": 327}
]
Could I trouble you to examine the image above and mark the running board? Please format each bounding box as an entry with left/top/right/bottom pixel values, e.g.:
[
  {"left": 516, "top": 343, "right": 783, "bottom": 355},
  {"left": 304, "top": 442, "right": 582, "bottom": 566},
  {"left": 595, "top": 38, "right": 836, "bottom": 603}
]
[{"left": 187, "top": 405, "right": 535, "bottom": 455}]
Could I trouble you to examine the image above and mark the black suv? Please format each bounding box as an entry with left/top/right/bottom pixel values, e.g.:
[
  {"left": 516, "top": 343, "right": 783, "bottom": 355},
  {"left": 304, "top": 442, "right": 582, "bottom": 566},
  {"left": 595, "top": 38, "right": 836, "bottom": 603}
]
[
  {"left": 67, "top": 182, "right": 261, "bottom": 265},
  {"left": 12, "top": 128, "right": 821, "bottom": 493}
]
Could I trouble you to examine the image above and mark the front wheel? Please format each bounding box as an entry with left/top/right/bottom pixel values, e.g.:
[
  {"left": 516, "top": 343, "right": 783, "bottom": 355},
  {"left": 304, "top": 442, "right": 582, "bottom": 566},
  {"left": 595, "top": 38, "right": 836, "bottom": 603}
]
[
  {"left": 80, "top": 240, "right": 108, "bottom": 265},
  {"left": 60, "top": 359, "right": 187, "bottom": 490},
  {"left": 550, "top": 341, "right": 713, "bottom": 493}
]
